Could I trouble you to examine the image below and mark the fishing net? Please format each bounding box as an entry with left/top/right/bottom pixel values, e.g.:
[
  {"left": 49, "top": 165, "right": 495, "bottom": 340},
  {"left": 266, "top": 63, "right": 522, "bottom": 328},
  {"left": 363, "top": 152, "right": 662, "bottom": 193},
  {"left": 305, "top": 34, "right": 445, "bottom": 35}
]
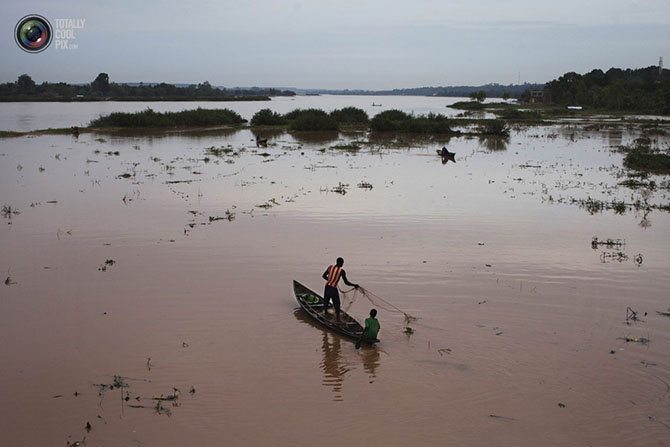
[{"left": 340, "top": 286, "right": 417, "bottom": 327}]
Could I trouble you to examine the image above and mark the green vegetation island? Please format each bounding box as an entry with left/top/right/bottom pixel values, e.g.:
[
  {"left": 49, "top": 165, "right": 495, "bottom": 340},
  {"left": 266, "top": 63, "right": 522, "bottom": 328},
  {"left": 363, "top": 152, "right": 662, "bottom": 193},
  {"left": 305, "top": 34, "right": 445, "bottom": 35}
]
[
  {"left": 0, "top": 73, "right": 294, "bottom": 102},
  {"left": 85, "top": 106, "right": 512, "bottom": 136}
]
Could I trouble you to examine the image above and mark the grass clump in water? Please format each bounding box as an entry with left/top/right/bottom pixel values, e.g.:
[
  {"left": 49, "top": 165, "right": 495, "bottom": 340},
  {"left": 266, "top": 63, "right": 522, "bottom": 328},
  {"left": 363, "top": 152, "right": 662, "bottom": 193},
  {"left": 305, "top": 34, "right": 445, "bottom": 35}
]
[
  {"left": 620, "top": 138, "right": 670, "bottom": 175},
  {"left": 250, "top": 108, "right": 287, "bottom": 126},
  {"left": 89, "top": 108, "right": 246, "bottom": 128},
  {"left": 285, "top": 109, "right": 339, "bottom": 131},
  {"left": 329, "top": 107, "right": 369, "bottom": 124},
  {"left": 496, "top": 109, "right": 542, "bottom": 120},
  {"left": 370, "top": 110, "right": 454, "bottom": 134},
  {"left": 477, "top": 119, "right": 510, "bottom": 136}
]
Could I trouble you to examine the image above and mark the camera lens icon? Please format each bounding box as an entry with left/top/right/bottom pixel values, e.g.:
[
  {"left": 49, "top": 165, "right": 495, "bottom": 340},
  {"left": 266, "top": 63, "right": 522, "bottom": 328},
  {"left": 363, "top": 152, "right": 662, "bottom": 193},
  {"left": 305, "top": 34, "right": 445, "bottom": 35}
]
[{"left": 15, "top": 15, "right": 52, "bottom": 53}]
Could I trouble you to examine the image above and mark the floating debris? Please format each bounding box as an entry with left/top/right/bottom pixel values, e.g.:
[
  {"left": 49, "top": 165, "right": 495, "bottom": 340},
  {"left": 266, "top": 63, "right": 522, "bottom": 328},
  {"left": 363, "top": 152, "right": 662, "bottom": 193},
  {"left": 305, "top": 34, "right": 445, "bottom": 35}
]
[
  {"left": 591, "top": 237, "right": 625, "bottom": 249},
  {"left": 205, "top": 146, "right": 234, "bottom": 157},
  {"left": 331, "top": 182, "right": 349, "bottom": 195},
  {"left": 618, "top": 336, "right": 650, "bottom": 345},
  {"left": 488, "top": 414, "right": 516, "bottom": 421},
  {"left": 625, "top": 307, "right": 646, "bottom": 322},
  {"left": 66, "top": 436, "right": 86, "bottom": 447},
  {"left": 98, "top": 259, "right": 115, "bottom": 272},
  {"left": 600, "top": 251, "right": 628, "bottom": 263},
  {"left": 209, "top": 209, "right": 235, "bottom": 222},
  {"left": 165, "top": 179, "right": 194, "bottom": 184}
]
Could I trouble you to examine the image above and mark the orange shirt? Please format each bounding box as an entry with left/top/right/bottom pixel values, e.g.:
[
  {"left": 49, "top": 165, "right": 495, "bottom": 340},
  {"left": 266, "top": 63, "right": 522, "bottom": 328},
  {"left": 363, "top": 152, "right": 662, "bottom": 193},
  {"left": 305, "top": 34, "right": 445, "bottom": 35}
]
[{"left": 326, "top": 265, "right": 342, "bottom": 288}]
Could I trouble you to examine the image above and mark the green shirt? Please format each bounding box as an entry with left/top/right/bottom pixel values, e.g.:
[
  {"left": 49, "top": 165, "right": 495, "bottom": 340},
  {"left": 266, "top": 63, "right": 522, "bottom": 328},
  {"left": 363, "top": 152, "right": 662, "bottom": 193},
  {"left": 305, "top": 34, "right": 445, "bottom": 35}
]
[{"left": 364, "top": 317, "right": 380, "bottom": 339}]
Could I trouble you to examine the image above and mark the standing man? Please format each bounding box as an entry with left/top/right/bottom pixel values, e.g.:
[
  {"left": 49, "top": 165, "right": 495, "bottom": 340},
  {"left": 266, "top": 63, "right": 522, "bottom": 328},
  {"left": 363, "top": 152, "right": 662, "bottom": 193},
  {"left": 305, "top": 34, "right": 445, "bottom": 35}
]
[{"left": 322, "top": 257, "right": 359, "bottom": 322}]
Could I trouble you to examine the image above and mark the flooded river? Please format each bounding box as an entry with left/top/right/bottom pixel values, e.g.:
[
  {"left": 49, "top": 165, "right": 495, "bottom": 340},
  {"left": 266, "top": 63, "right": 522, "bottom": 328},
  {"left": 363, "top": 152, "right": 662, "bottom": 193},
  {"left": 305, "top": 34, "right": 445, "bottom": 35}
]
[{"left": 1, "top": 97, "right": 669, "bottom": 446}]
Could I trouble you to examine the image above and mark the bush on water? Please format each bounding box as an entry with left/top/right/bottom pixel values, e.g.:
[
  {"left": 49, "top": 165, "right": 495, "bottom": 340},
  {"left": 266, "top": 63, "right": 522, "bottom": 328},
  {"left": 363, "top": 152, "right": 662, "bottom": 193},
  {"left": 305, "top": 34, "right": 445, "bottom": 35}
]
[
  {"left": 89, "top": 108, "right": 246, "bottom": 128},
  {"left": 286, "top": 108, "right": 339, "bottom": 131},
  {"left": 624, "top": 149, "right": 670, "bottom": 174},
  {"left": 478, "top": 119, "right": 510, "bottom": 136},
  {"left": 370, "top": 109, "right": 453, "bottom": 134},
  {"left": 329, "top": 107, "right": 369, "bottom": 124},
  {"left": 250, "top": 108, "right": 287, "bottom": 126}
]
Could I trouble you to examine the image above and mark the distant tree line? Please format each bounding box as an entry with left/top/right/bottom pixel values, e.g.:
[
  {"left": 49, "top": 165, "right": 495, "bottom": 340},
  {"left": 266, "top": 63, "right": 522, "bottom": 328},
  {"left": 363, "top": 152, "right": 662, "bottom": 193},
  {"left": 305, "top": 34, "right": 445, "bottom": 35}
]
[
  {"left": 298, "top": 83, "right": 543, "bottom": 99},
  {"left": 0, "top": 73, "right": 296, "bottom": 101},
  {"left": 543, "top": 66, "right": 670, "bottom": 114}
]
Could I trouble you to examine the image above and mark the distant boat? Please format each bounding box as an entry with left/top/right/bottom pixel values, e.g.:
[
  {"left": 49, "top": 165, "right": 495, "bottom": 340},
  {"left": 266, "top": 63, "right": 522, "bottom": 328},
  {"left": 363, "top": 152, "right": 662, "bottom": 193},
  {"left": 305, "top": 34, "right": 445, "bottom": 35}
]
[{"left": 371, "top": 103, "right": 382, "bottom": 107}]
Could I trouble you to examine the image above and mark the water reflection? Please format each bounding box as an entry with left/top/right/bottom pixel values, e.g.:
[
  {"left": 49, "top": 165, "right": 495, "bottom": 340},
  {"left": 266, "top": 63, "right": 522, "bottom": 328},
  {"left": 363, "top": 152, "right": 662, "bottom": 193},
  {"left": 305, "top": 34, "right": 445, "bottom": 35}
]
[
  {"left": 320, "top": 332, "right": 349, "bottom": 402},
  {"left": 360, "top": 346, "right": 380, "bottom": 383},
  {"left": 478, "top": 135, "right": 509, "bottom": 151},
  {"left": 607, "top": 128, "right": 623, "bottom": 147},
  {"left": 89, "top": 126, "right": 242, "bottom": 142},
  {"left": 289, "top": 131, "right": 339, "bottom": 145},
  {"left": 293, "top": 309, "right": 382, "bottom": 401},
  {"left": 250, "top": 128, "right": 286, "bottom": 142}
]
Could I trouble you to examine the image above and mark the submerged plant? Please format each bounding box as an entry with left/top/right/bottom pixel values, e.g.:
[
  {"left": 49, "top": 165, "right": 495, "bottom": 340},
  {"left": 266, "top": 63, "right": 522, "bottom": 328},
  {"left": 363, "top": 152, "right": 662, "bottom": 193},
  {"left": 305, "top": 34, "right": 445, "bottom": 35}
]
[{"left": 1, "top": 204, "right": 19, "bottom": 219}]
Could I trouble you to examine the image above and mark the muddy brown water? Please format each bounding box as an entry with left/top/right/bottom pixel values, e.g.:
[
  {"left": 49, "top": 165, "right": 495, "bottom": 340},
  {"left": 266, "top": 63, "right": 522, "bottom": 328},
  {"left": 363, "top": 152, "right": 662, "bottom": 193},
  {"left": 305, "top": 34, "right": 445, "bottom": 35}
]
[{"left": 1, "top": 122, "right": 669, "bottom": 446}]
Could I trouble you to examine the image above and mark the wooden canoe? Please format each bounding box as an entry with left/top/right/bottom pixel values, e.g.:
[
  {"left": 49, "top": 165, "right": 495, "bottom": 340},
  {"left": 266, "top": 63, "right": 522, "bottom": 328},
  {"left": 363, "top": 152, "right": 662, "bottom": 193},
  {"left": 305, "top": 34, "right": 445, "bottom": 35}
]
[{"left": 293, "top": 280, "right": 379, "bottom": 344}]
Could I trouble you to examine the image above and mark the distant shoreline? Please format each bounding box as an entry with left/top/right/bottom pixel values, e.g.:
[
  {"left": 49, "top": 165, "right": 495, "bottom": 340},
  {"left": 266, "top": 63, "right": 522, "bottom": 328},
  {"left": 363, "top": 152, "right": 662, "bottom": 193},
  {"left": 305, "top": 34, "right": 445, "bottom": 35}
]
[{"left": 0, "top": 96, "right": 271, "bottom": 103}]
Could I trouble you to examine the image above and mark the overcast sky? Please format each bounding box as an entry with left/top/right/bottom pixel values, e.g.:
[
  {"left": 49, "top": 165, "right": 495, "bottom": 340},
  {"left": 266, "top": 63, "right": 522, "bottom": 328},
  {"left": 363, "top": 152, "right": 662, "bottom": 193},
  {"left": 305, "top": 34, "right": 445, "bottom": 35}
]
[{"left": 2, "top": 0, "right": 668, "bottom": 89}]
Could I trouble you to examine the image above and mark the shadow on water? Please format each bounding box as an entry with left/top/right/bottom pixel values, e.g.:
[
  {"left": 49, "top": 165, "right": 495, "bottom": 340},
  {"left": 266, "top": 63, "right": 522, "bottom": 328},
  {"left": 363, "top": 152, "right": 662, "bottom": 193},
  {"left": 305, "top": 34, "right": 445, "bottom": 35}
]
[
  {"left": 250, "top": 128, "right": 286, "bottom": 141},
  {"left": 367, "top": 132, "right": 453, "bottom": 148},
  {"left": 89, "top": 126, "right": 243, "bottom": 141},
  {"left": 289, "top": 131, "right": 340, "bottom": 145},
  {"left": 293, "top": 308, "right": 381, "bottom": 399},
  {"left": 478, "top": 135, "right": 509, "bottom": 151}
]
